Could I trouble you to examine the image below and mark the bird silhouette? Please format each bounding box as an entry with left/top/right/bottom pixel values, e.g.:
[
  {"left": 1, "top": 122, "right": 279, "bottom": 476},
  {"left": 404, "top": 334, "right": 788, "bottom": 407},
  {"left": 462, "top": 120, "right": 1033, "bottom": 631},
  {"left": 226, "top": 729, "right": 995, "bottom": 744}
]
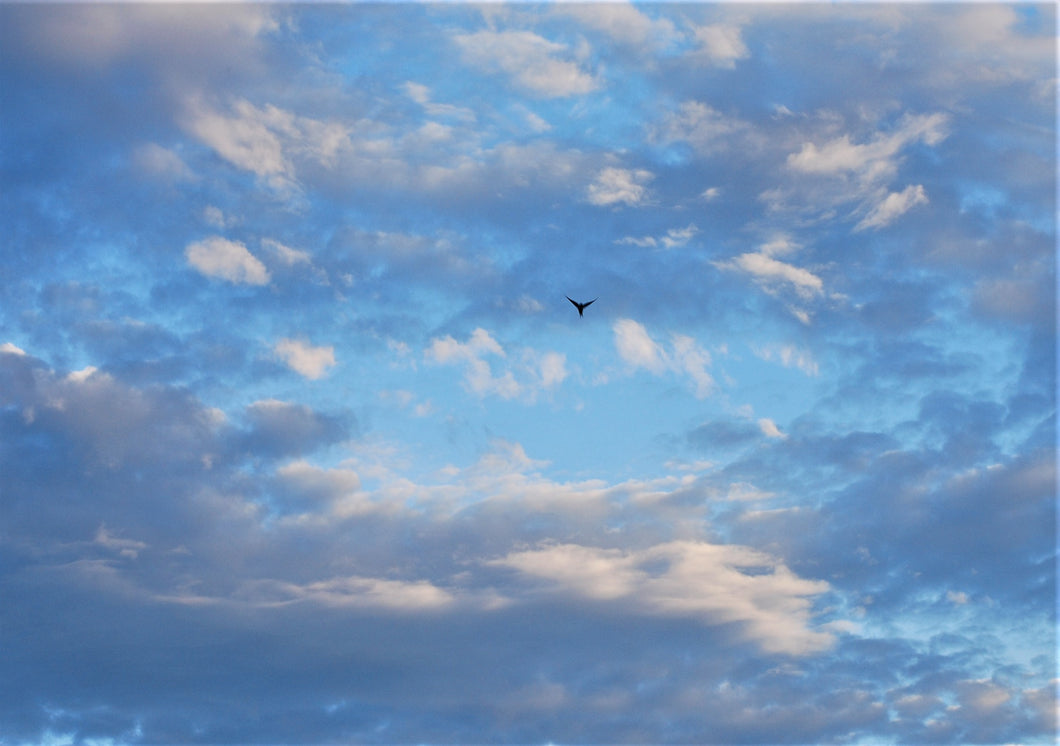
[{"left": 566, "top": 296, "right": 597, "bottom": 317}]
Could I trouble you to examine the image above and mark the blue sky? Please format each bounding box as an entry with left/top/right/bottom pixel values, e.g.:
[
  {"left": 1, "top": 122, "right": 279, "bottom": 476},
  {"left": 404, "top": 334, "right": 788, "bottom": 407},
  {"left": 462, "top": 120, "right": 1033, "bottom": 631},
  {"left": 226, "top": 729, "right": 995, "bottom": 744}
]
[{"left": 0, "top": 3, "right": 1055, "bottom": 744}]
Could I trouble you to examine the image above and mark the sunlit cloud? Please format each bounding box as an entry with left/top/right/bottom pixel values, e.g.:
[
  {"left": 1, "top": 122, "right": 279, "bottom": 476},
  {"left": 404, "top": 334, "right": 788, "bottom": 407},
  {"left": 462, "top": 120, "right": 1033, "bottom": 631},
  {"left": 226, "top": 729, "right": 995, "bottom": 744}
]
[
  {"left": 491, "top": 540, "right": 834, "bottom": 655},
  {"left": 425, "top": 328, "right": 567, "bottom": 401},
  {"left": 690, "top": 23, "right": 749, "bottom": 68},
  {"left": 273, "top": 339, "right": 336, "bottom": 380},
  {"left": 185, "top": 236, "right": 270, "bottom": 285},
  {"left": 613, "top": 319, "right": 715, "bottom": 398},
  {"left": 453, "top": 29, "right": 598, "bottom": 98},
  {"left": 3, "top": 2, "right": 1053, "bottom": 742},
  {"left": 587, "top": 166, "right": 654, "bottom": 207}
]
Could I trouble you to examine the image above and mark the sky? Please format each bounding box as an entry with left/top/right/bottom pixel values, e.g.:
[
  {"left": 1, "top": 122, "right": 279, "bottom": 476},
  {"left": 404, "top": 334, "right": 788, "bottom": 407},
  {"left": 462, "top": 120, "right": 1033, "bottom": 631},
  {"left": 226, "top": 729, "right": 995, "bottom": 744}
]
[{"left": 0, "top": 2, "right": 1056, "bottom": 744}]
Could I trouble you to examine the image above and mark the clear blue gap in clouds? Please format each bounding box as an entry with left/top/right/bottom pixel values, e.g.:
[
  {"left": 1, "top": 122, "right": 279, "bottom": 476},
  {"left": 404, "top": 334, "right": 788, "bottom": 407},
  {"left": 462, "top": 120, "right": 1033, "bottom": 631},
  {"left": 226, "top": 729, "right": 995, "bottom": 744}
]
[{"left": 0, "top": 3, "right": 1055, "bottom": 744}]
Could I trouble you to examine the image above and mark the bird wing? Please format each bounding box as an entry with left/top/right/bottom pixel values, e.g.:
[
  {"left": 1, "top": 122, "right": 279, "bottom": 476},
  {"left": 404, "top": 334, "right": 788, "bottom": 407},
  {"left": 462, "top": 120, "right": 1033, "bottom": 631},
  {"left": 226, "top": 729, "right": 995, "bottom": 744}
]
[
  {"left": 566, "top": 296, "right": 579, "bottom": 308},
  {"left": 583, "top": 298, "right": 597, "bottom": 308}
]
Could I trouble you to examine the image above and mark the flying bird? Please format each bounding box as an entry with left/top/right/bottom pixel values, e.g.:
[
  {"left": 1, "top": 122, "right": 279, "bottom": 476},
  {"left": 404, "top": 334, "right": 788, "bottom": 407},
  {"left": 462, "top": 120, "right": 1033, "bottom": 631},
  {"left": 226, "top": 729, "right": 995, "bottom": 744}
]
[{"left": 566, "top": 296, "right": 597, "bottom": 317}]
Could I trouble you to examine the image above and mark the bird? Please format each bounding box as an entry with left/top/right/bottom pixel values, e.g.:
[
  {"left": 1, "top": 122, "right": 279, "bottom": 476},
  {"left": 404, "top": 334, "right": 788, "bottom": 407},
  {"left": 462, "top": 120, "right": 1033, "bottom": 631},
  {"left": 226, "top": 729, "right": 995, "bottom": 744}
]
[{"left": 566, "top": 296, "right": 597, "bottom": 317}]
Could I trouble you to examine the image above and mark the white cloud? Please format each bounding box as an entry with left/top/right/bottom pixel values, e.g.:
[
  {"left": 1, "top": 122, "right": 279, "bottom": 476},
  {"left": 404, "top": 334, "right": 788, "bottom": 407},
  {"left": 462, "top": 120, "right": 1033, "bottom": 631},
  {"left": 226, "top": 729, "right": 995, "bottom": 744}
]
[
  {"left": 537, "top": 351, "right": 568, "bottom": 389},
  {"left": 274, "top": 338, "right": 336, "bottom": 380},
  {"left": 183, "top": 98, "right": 289, "bottom": 181},
  {"left": 245, "top": 575, "right": 456, "bottom": 611},
  {"left": 514, "top": 104, "right": 552, "bottom": 133},
  {"left": 1, "top": 342, "right": 26, "bottom": 356},
  {"left": 758, "top": 418, "right": 787, "bottom": 439},
  {"left": 652, "top": 101, "right": 754, "bottom": 156},
  {"left": 755, "top": 344, "right": 820, "bottom": 377},
  {"left": 491, "top": 540, "right": 834, "bottom": 655},
  {"left": 262, "top": 238, "right": 311, "bottom": 266},
  {"left": 614, "top": 319, "right": 667, "bottom": 374},
  {"left": 558, "top": 3, "right": 680, "bottom": 52},
  {"left": 617, "top": 224, "right": 698, "bottom": 249},
  {"left": 717, "top": 237, "right": 822, "bottom": 301},
  {"left": 691, "top": 23, "right": 749, "bottom": 68},
  {"left": 425, "top": 328, "right": 565, "bottom": 401},
  {"left": 403, "top": 81, "right": 477, "bottom": 123},
  {"left": 670, "top": 334, "right": 716, "bottom": 398},
  {"left": 453, "top": 30, "right": 597, "bottom": 98},
  {"left": 613, "top": 320, "right": 715, "bottom": 398},
  {"left": 856, "top": 184, "right": 929, "bottom": 230},
  {"left": 182, "top": 97, "right": 350, "bottom": 192},
  {"left": 587, "top": 167, "right": 654, "bottom": 207},
  {"left": 774, "top": 112, "right": 948, "bottom": 227},
  {"left": 660, "top": 225, "right": 700, "bottom": 248},
  {"left": 730, "top": 252, "right": 823, "bottom": 297},
  {"left": 185, "top": 236, "right": 270, "bottom": 285},
  {"left": 787, "top": 114, "right": 948, "bottom": 177}
]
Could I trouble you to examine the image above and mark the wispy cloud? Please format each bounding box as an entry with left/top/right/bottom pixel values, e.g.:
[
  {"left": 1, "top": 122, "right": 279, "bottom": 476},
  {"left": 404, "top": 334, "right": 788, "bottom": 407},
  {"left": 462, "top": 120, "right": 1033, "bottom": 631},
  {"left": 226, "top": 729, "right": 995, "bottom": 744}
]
[
  {"left": 453, "top": 29, "right": 598, "bottom": 98},
  {"left": 616, "top": 223, "right": 698, "bottom": 249},
  {"left": 716, "top": 236, "right": 823, "bottom": 302},
  {"left": 755, "top": 343, "right": 820, "bottom": 377},
  {"left": 613, "top": 319, "right": 715, "bottom": 398}
]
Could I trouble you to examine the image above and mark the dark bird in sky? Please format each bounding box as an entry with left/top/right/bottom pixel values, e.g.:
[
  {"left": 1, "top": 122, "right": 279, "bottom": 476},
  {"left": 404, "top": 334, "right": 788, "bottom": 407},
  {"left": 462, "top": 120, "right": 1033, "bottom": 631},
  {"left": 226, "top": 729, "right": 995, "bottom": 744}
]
[{"left": 566, "top": 296, "right": 597, "bottom": 317}]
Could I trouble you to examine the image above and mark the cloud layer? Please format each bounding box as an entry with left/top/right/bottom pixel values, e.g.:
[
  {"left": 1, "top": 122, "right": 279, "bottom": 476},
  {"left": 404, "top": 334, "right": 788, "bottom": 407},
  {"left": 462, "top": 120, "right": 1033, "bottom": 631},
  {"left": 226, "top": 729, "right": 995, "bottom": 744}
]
[{"left": 1, "top": 3, "right": 1055, "bottom": 743}]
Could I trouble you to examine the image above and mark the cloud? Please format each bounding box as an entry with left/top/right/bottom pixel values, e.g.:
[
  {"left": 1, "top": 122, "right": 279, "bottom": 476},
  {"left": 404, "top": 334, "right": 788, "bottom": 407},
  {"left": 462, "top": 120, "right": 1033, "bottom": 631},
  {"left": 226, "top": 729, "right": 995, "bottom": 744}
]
[
  {"left": 616, "top": 224, "right": 698, "bottom": 249},
  {"left": 133, "top": 143, "right": 195, "bottom": 182},
  {"left": 182, "top": 96, "right": 350, "bottom": 192},
  {"left": 239, "top": 575, "right": 456, "bottom": 611},
  {"left": 273, "top": 338, "right": 336, "bottom": 380},
  {"left": 777, "top": 113, "right": 948, "bottom": 226},
  {"left": 262, "top": 238, "right": 311, "bottom": 266},
  {"left": 729, "top": 252, "right": 823, "bottom": 297},
  {"left": 758, "top": 418, "right": 787, "bottom": 439},
  {"left": 652, "top": 100, "right": 755, "bottom": 156},
  {"left": 3, "top": 3, "right": 1054, "bottom": 743},
  {"left": 491, "top": 540, "right": 834, "bottom": 655},
  {"left": 274, "top": 460, "right": 366, "bottom": 519},
  {"left": 855, "top": 184, "right": 929, "bottom": 230},
  {"left": 587, "top": 167, "right": 654, "bottom": 207},
  {"left": 242, "top": 398, "right": 348, "bottom": 457},
  {"left": 453, "top": 30, "right": 597, "bottom": 98},
  {"left": 613, "top": 319, "right": 715, "bottom": 398},
  {"left": 716, "top": 237, "right": 823, "bottom": 301},
  {"left": 185, "top": 236, "right": 270, "bottom": 285},
  {"left": 613, "top": 318, "right": 667, "bottom": 373},
  {"left": 558, "top": 3, "right": 680, "bottom": 53},
  {"left": 690, "top": 23, "right": 749, "bottom": 68},
  {"left": 425, "top": 328, "right": 566, "bottom": 401},
  {"left": 786, "top": 113, "right": 948, "bottom": 177},
  {"left": 8, "top": 3, "right": 277, "bottom": 71},
  {"left": 403, "top": 81, "right": 477, "bottom": 123},
  {"left": 755, "top": 344, "right": 820, "bottom": 377},
  {"left": 94, "top": 524, "right": 148, "bottom": 559}
]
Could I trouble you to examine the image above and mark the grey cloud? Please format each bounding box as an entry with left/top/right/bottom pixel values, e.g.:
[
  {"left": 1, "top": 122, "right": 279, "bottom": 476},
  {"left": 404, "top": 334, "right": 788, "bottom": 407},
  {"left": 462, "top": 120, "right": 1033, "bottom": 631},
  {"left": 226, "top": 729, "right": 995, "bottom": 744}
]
[{"left": 239, "top": 399, "right": 350, "bottom": 459}]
